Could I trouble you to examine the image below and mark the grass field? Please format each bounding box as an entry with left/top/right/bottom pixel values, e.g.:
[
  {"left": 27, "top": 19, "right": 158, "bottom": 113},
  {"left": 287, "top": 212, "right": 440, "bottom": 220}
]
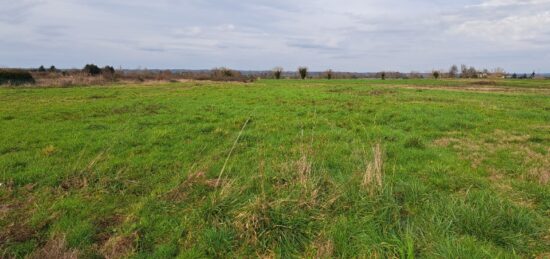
[{"left": 1, "top": 79, "right": 549, "bottom": 258}]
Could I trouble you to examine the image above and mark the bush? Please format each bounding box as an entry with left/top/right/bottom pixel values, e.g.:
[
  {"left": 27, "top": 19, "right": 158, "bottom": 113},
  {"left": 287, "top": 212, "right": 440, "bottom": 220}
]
[
  {"left": 298, "top": 67, "right": 308, "bottom": 80},
  {"left": 449, "top": 65, "right": 458, "bottom": 78},
  {"left": 211, "top": 67, "right": 237, "bottom": 78},
  {"left": 102, "top": 66, "right": 115, "bottom": 74},
  {"left": 209, "top": 68, "right": 254, "bottom": 82},
  {"left": 83, "top": 64, "right": 101, "bottom": 76},
  {"left": 0, "top": 69, "right": 35, "bottom": 85},
  {"left": 433, "top": 71, "right": 440, "bottom": 79}
]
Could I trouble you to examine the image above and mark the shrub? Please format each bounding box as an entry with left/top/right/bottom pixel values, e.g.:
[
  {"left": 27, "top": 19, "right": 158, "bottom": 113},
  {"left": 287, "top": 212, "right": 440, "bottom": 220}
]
[
  {"left": 298, "top": 67, "right": 308, "bottom": 80},
  {"left": 433, "top": 70, "right": 440, "bottom": 79},
  {"left": 381, "top": 71, "right": 386, "bottom": 80},
  {"left": 102, "top": 66, "right": 115, "bottom": 74},
  {"left": 211, "top": 67, "right": 237, "bottom": 78},
  {"left": 38, "top": 65, "right": 46, "bottom": 72},
  {"left": 273, "top": 67, "right": 283, "bottom": 79},
  {"left": 49, "top": 66, "right": 57, "bottom": 73},
  {"left": 209, "top": 68, "right": 254, "bottom": 82},
  {"left": 102, "top": 66, "right": 116, "bottom": 81},
  {"left": 83, "top": 64, "right": 101, "bottom": 76},
  {"left": 0, "top": 69, "right": 35, "bottom": 85}
]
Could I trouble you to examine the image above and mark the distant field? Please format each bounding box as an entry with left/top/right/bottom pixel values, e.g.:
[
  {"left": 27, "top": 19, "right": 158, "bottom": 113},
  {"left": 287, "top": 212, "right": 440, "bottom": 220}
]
[{"left": 1, "top": 79, "right": 549, "bottom": 258}]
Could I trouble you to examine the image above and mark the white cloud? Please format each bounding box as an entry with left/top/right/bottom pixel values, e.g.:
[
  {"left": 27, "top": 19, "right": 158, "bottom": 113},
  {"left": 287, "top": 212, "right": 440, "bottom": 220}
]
[{"left": 451, "top": 12, "right": 550, "bottom": 45}]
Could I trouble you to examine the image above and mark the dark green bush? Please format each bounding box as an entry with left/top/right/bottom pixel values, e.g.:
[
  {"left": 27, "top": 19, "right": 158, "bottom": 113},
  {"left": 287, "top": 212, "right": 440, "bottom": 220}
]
[
  {"left": 298, "top": 67, "right": 308, "bottom": 80},
  {"left": 83, "top": 64, "right": 101, "bottom": 76},
  {"left": 0, "top": 69, "right": 35, "bottom": 85},
  {"left": 103, "top": 66, "right": 115, "bottom": 74}
]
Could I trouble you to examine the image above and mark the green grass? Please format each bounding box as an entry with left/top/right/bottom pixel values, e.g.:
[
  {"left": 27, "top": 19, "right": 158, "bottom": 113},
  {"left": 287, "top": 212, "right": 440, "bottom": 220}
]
[{"left": 1, "top": 79, "right": 549, "bottom": 258}]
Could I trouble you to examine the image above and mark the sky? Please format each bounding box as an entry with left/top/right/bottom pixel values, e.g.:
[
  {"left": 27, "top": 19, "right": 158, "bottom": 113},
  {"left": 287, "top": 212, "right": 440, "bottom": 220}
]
[{"left": 1, "top": 0, "right": 549, "bottom": 72}]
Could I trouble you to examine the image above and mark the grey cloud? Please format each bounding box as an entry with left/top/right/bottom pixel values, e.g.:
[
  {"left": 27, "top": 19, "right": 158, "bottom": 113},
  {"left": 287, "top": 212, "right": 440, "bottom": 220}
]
[{"left": 0, "top": 0, "right": 549, "bottom": 72}]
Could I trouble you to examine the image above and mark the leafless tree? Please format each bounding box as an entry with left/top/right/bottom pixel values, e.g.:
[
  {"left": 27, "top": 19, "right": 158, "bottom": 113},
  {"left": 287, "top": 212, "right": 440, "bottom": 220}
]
[
  {"left": 326, "top": 69, "right": 333, "bottom": 80},
  {"left": 273, "top": 67, "right": 283, "bottom": 79},
  {"left": 449, "top": 65, "right": 458, "bottom": 78}
]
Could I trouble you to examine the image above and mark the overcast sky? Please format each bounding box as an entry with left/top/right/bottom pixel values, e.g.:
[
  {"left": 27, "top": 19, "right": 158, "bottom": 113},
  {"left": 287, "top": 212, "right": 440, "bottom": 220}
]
[{"left": 1, "top": 0, "right": 549, "bottom": 72}]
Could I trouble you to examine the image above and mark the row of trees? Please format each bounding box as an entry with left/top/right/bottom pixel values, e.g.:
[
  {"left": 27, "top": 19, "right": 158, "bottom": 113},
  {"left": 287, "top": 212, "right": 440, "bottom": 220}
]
[
  {"left": 433, "top": 65, "right": 494, "bottom": 79},
  {"left": 273, "top": 67, "right": 334, "bottom": 80},
  {"left": 36, "top": 64, "right": 116, "bottom": 76},
  {"left": 271, "top": 65, "right": 526, "bottom": 80},
  {"left": 32, "top": 64, "right": 540, "bottom": 80}
]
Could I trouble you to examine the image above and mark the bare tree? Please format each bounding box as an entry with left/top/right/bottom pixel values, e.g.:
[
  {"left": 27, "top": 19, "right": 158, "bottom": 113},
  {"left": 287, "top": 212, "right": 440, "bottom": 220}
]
[
  {"left": 326, "top": 69, "right": 333, "bottom": 80},
  {"left": 460, "top": 64, "right": 478, "bottom": 78},
  {"left": 492, "top": 67, "right": 506, "bottom": 78},
  {"left": 449, "top": 65, "right": 458, "bottom": 78},
  {"left": 273, "top": 67, "right": 283, "bottom": 79}
]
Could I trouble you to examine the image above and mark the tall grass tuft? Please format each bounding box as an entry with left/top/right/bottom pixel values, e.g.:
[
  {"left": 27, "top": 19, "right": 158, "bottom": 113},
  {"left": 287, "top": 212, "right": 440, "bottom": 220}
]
[{"left": 362, "top": 143, "right": 384, "bottom": 194}]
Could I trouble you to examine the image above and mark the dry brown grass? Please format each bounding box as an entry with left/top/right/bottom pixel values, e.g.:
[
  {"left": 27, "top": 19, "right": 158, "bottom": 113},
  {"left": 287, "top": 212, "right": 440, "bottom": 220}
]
[
  {"left": 434, "top": 130, "right": 549, "bottom": 185},
  {"left": 41, "top": 145, "right": 57, "bottom": 156},
  {"left": 32, "top": 72, "right": 116, "bottom": 87},
  {"left": 310, "top": 234, "right": 334, "bottom": 258},
  {"left": 233, "top": 196, "right": 270, "bottom": 246},
  {"left": 100, "top": 232, "right": 137, "bottom": 259},
  {"left": 296, "top": 154, "right": 312, "bottom": 187},
  {"left": 28, "top": 236, "right": 79, "bottom": 259},
  {"left": 165, "top": 171, "right": 206, "bottom": 201},
  {"left": 362, "top": 143, "right": 384, "bottom": 194}
]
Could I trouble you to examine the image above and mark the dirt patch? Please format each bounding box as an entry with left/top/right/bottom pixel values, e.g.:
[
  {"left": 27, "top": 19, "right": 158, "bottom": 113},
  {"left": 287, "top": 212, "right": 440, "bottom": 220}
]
[
  {"left": 313, "top": 236, "right": 334, "bottom": 258},
  {"left": 60, "top": 176, "right": 89, "bottom": 191},
  {"left": 529, "top": 168, "right": 549, "bottom": 185},
  {"left": 469, "top": 80, "right": 498, "bottom": 86},
  {"left": 433, "top": 137, "right": 461, "bottom": 147},
  {"left": 368, "top": 89, "right": 397, "bottom": 96},
  {"left": 0, "top": 221, "right": 36, "bottom": 244},
  {"left": 94, "top": 214, "right": 125, "bottom": 244}
]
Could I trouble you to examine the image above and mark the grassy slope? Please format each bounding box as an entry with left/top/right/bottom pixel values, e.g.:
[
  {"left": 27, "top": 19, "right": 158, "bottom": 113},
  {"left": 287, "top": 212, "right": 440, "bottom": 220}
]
[{"left": 0, "top": 79, "right": 549, "bottom": 258}]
